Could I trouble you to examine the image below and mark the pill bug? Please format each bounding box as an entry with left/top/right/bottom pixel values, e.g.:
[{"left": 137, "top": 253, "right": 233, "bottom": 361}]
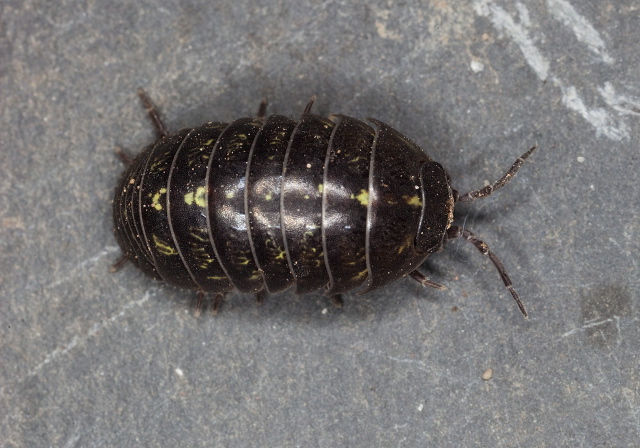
[{"left": 113, "top": 89, "right": 534, "bottom": 316}]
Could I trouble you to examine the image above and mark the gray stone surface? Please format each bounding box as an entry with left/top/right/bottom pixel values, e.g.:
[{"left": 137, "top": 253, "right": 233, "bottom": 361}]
[{"left": 1, "top": 1, "right": 639, "bottom": 446}]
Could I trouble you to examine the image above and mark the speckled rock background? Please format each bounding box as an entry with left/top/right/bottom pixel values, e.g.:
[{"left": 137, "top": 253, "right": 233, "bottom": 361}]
[{"left": 2, "top": 1, "right": 639, "bottom": 446}]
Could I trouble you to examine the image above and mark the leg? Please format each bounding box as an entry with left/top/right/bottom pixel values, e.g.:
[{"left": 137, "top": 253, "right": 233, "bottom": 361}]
[
  {"left": 114, "top": 146, "right": 133, "bottom": 165},
  {"left": 302, "top": 95, "right": 316, "bottom": 115},
  {"left": 257, "top": 98, "right": 268, "bottom": 121},
  {"left": 194, "top": 291, "right": 226, "bottom": 316},
  {"left": 409, "top": 270, "right": 447, "bottom": 290},
  {"left": 255, "top": 290, "right": 265, "bottom": 306},
  {"left": 137, "top": 88, "right": 170, "bottom": 138},
  {"left": 110, "top": 254, "right": 130, "bottom": 273},
  {"left": 457, "top": 145, "right": 536, "bottom": 203},
  {"left": 212, "top": 293, "right": 224, "bottom": 315},
  {"left": 330, "top": 294, "right": 344, "bottom": 309},
  {"left": 447, "top": 226, "right": 528, "bottom": 318},
  {"left": 194, "top": 290, "right": 205, "bottom": 317}
]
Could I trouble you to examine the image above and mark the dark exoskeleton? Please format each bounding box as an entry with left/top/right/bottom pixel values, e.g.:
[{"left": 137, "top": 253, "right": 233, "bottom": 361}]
[{"left": 113, "top": 90, "right": 534, "bottom": 316}]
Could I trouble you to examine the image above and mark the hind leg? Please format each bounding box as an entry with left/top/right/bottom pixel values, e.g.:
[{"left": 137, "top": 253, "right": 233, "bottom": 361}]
[
  {"left": 409, "top": 270, "right": 447, "bottom": 290},
  {"left": 330, "top": 294, "right": 344, "bottom": 309},
  {"left": 212, "top": 293, "right": 225, "bottom": 315},
  {"left": 301, "top": 96, "right": 316, "bottom": 115},
  {"left": 256, "top": 290, "right": 265, "bottom": 306},
  {"left": 137, "top": 88, "right": 170, "bottom": 138},
  {"left": 257, "top": 99, "right": 268, "bottom": 121},
  {"left": 114, "top": 146, "right": 133, "bottom": 165},
  {"left": 193, "top": 291, "right": 227, "bottom": 316},
  {"left": 110, "top": 254, "right": 130, "bottom": 273}
]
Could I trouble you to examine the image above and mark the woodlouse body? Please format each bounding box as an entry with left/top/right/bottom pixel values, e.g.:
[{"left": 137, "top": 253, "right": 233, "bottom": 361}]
[{"left": 113, "top": 90, "right": 533, "bottom": 316}]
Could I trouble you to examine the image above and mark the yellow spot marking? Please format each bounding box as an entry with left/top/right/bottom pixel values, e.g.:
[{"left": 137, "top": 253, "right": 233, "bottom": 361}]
[
  {"left": 151, "top": 188, "right": 167, "bottom": 211},
  {"left": 351, "top": 189, "right": 369, "bottom": 206},
  {"left": 194, "top": 187, "right": 206, "bottom": 207},
  {"left": 404, "top": 195, "right": 422, "bottom": 207},
  {"left": 318, "top": 184, "right": 323, "bottom": 193},
  {"left": 304, "top": 194, "right": 310, "bottom": 199},
  {"left": 184, "top": 187, "right": 207, "bottom": 207},
  {"left": 275, "top": 249, "right": 287, "bottom": 260},
  {"left": 149, "top": 153, "right": 172, "bottom": 172},
  {"left": 226, "top": 191, "right": 235, "bottom": 199},
  {"left": 189, "top": 230, "right": 209, "bottom": 242},
  {"left": 204, "top": 139, "right": 215, "bottom": 146},
  {"left": 352, "top": 269, "right": 368, "bottom": 281},
  {"left": 265, "top": 192, "right": 273, "bottom": 201},
  {"left": 207, "top": 276, "right": 228, "bottom": 281},
  {"left": 153, "top": 235, "right": 177, "bottom": 255}
]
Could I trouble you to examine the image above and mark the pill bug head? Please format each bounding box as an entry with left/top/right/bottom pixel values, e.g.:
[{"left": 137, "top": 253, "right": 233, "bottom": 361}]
[{"left": 414, "top": 161, "right": 455, "bottom": 254}]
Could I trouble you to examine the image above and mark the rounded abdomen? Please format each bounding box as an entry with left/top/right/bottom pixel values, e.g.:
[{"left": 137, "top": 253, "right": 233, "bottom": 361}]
[{"left": 113, "top": 112, "right": 431, "bottom": 296}]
